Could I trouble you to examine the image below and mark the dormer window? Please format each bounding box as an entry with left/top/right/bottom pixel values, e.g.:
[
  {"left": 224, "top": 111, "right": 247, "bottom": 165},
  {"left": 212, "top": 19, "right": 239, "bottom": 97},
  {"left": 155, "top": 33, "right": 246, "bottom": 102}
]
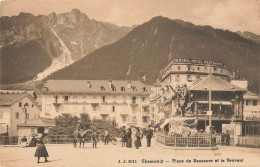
[
  {"left": 142, "top": 87, "right": 147, "bottom": 92},
  {"left": 100, "top": 86, "right": 105, "bottom": 91},
  {"left": 112, "top": 87, "right": 116, "bottom": 91},
  {"left": 121, "top": 87, "right": 125, "bottom": 91}
]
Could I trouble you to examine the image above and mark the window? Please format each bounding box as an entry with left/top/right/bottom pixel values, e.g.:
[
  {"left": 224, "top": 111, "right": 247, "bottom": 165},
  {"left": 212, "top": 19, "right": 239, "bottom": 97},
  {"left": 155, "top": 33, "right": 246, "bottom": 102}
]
[
  {"left": 112, "top": 87, "right": 116, "bottom": 91},
  {"left": 93, "top": 105, "right": 97, "bottom": 111},
  {"left": 132, "top": 97, "right": 136, "bottom": 104},
  {"left": 64, "top": 96, "right": 69, "bottom": 102},
  {"left": 175, "top": 75, "right": 180, "bottom": 82},
  {"left": 101, "top": 86, "right": 105, "bottom": 91},
  {"left": 132, "top": 86, "right": 137, "bottom": 92},
  {"left": 196, "top": 75, "right": 201, "bottom": 80},
  {"left": 246, "top": 100, "right": 249, "bottom": 106},
  {"left": 32, "top": 104, "right": 34, "bottom": 107},
  {"left": 121, "top": 87, "right": 125, "bottom": 91},
  {"left": 55, "top": 96, "right": 58, "bottom": 103},
  {"left": 19, "top": 102, "right": 22, "bottom": 107},
  {"left": 142, "top": 117, "right": 148, "bottom": 123},
  {"left": 142, "top": 96, "right": 146, "bottom": 102},
  {"left": 253, "top": 100, "right": 257, "bottom": 106},
  {"left": 187, "top": 65, "right": 191, "bottom": 71},
  {"left": 26, "top": 113, "right": 29, "bottom": 119},
  {"left": 112, "top": 106, "right": 115, "bottom": 112},
  {"left": 142, "top": 87, "right": 147, "bottom": 92},
  {"left": 102, "top": 96, "right": 106, "bottom": 103},
  {"left": 122, "top": 116, "right": 126, "bottom": 122},
  {"left": 187, "top": 75, "right": 191, "bottom": 81},
  {"left": 177, "top": 66, "right": 181, "bottom": 70},
  {"left": 16, "top": 112, "right": 19, "bottom": 119}
]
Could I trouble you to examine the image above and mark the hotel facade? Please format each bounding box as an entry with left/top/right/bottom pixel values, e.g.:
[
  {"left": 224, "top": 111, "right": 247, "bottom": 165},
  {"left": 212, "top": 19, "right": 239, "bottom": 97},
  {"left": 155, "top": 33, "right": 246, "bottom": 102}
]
[{"left": 41, "top": 80, "right": 151, "bottom": 128}]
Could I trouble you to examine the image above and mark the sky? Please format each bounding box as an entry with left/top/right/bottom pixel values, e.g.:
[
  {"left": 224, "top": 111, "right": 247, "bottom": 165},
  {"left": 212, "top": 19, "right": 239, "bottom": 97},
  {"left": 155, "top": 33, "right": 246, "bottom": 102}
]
[{"left": 0, "top": 0, "right": 260, "bottom": 34}]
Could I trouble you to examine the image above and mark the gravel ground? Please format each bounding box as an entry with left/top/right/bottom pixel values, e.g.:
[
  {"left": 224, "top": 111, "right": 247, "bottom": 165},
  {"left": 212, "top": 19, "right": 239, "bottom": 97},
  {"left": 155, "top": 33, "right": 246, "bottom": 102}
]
[{"left": 0, "top": 138, "right": 259, "bottom": 167}]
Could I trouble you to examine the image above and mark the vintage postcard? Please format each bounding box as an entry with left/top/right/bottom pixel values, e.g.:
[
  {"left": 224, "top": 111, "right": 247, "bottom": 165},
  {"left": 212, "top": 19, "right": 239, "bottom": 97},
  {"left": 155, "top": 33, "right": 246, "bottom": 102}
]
[{"left": 0, "top": 0, "right": 260, "bottom": 167}]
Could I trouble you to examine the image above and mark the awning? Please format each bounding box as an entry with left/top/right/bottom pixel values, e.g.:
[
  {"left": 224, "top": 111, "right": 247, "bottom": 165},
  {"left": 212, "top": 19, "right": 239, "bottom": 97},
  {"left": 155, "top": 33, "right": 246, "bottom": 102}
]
[
  {"left": 160, "top": 119, "right": 171, "bottom": 128},
  {"left": 219, "top": 101, "right": 232, "bottom": 105},
  {"left": 197, "top": 101, "right": 232, "bottom": 105}
]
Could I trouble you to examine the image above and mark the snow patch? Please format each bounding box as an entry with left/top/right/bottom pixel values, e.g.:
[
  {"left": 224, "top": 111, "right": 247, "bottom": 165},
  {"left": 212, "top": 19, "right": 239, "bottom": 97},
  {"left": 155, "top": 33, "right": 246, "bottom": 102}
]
[{"left": 34, "top": 29, "right": 74, "bottom": 81}]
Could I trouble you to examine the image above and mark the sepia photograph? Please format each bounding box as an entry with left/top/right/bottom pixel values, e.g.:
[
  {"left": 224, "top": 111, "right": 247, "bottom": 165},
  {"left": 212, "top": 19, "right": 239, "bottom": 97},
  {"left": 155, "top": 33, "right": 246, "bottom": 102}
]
[{"left": 0, "top": 0, "right": 260, "bottom": 166}]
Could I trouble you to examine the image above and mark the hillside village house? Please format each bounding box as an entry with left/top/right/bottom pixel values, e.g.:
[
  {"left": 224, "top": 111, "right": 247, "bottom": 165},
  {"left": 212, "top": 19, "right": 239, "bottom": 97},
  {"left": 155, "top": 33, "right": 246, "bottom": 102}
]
[
  {"left": 0, "top": 94, "right": 41, "bottom": 137},
  {"left": 41, "top": 80, "right": 151, "bottom": 128}
]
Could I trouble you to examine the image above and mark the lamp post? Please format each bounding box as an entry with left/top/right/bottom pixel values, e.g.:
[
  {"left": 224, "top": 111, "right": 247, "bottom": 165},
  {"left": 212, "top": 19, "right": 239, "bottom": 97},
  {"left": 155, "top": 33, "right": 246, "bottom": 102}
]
[{"left": 208, "top": 64, "right": 212, "bottom": 132}]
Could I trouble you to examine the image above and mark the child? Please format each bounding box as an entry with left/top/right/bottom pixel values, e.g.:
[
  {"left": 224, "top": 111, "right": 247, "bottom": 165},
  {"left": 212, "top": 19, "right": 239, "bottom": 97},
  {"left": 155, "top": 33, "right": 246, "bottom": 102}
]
[{"left": 34, "top": 138, "right": 49, "bottom": 163}]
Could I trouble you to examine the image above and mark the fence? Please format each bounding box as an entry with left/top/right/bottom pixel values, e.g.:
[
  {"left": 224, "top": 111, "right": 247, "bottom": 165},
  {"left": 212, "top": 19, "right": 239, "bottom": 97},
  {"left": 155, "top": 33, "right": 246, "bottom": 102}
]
[
  {"left": 237, "top": 136, "right": 260, "bottom": 148},
  {"left": 156, "top": 132, "right": 216, "bottom": 147},
  {"left": 0, "top": 136, "right": 18, "bottom": 145}
]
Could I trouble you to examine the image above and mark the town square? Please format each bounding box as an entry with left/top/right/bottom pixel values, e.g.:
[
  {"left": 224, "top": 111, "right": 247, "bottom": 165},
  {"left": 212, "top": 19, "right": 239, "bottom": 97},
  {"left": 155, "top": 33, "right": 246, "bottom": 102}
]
[{"left": 1, "top": 0, "right": 260, "bottom": 167}]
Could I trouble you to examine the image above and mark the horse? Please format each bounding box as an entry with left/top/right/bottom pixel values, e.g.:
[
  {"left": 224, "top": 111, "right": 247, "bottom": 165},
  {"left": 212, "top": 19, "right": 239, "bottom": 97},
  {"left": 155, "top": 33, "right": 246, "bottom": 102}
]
[{"left": 78, "top": 129, "right": 93, "bottom": 148}]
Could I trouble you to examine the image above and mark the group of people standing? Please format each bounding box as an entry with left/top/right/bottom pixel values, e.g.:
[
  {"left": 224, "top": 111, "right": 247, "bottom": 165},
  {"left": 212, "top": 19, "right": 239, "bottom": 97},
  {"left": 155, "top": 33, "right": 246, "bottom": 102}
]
[
  {"left": 221, "top": 131, "right": 231, "bottom": 146},
  {"left": 121, "top": 125, "right": 154, "bottom": 149}
]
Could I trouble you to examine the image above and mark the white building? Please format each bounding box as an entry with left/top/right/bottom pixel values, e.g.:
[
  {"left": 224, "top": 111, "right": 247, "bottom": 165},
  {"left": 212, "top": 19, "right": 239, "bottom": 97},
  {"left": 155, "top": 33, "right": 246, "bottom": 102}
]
[
  {"left": 41, "top": 80, "right": 151, "bottom": 128},
  {"left": 243, "top": 91, "right": 260, "bottom": 136},
  {"left": 0, "top": 93, "right": 41, "bottom": 136},
  {"left": 160, "top": 59, "right": 230, "bottom": 88}
]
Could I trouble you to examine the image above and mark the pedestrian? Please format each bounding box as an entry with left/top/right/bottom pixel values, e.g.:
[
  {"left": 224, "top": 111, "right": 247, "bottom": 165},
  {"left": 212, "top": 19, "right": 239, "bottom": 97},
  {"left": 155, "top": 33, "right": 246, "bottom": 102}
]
[
  {"left": 226, "top": 131, "right": 230, "bottom": 146},
  {"left": 30, "top": 135, "right": 37, "bottom": 147},
  {"left": 146, "top": 126, "right": 153, "bottom": 147},
  {"left": 104, "top": 130, "right": 109, "bottom": 145},
  {"left": 92, "top": 130, "right": 98, "bottom": 148},
  {"left": 135, "top": 127, "right": 141, "bottom": 149},
  {"left": 126, "top": 128, "right": 132, "bottom": 148},
  {"left": 221, "top": 132, "right": 225, "bottom": 146},
  {"left": 20, "top": 136, "right": 27, "bottom": 148},
  {"left": 34, "top": 138, "right": 49, "bottom": 163},
  {"left": 121, "top": 126, "right": 126, "bottom": 147}
]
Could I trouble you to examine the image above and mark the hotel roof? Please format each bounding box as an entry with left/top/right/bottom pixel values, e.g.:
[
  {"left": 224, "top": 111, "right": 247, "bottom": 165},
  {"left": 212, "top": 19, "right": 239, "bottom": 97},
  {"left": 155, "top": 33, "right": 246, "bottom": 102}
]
[
  {"left": 190, "top": 76, "right": 246, "bottom": 92},
  {"left": 43, "top": 80, "right": 151, "bottom": 94}
]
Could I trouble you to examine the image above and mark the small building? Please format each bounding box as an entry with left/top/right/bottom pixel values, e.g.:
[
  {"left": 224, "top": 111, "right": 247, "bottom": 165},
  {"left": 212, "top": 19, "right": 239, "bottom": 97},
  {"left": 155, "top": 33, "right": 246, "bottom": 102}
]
[
  {"left": 243, "top": 91, "right": 260, "bottom": 136},
  {"left": 0, "top": 94, "right": 41, "bottom": 136},
  {"left": 41, "top": 80, "right": 151, "bottom": 128},
  {"left": 17, "top": 118, "right": 55, "bottom": 141}
]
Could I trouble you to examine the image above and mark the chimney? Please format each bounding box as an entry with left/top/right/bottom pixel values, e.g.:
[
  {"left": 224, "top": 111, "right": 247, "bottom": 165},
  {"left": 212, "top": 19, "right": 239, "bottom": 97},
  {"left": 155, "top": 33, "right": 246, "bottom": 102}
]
[{"left": 127, "top": 81, "right": 131, "bottom": 89}]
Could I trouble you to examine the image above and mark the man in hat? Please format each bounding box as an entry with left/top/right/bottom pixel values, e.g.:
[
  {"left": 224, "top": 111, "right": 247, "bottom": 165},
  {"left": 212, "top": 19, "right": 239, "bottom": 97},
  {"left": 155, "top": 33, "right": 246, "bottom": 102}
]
[
  {"left": 146, "top": 126, "right": 153, "bottom": 147},
  {"left": 135, "top": 127, "right": 141, "bottom": 149}
]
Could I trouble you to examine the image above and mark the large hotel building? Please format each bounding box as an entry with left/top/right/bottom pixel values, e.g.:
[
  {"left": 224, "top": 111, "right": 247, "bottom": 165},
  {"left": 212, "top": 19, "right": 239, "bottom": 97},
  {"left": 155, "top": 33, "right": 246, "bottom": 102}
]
[{"left": 41, "top": 80, "right": 151, "bottom": 128}]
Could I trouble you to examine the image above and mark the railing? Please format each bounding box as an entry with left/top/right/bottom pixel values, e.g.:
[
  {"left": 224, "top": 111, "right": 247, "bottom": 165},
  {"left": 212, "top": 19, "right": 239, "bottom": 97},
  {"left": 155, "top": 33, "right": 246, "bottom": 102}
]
[
  {"left": 237, "top": 136, "right": 260, "bottom": 147},
  {"left": 156, "top": 132, "right": 216, "bottom": 147}
]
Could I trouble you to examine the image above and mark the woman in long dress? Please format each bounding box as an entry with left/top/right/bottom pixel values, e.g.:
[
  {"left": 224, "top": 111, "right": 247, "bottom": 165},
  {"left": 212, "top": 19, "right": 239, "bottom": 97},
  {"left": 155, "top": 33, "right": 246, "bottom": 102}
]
[{"left": 34, "top": 138, "right": 49, "bottom": 163}]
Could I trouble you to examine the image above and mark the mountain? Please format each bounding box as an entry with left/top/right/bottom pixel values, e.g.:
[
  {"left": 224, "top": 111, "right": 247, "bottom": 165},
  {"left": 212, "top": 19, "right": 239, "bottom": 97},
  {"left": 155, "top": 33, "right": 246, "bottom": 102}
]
[
  {"left": 49, "top": 16, "right": 260, "bottom": 92},
  {"left": 237, "top": 31, "right": 260, "bottom": 44},
  {"left": 0, "top": 9, "right": 132, "bottom": 84}
]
